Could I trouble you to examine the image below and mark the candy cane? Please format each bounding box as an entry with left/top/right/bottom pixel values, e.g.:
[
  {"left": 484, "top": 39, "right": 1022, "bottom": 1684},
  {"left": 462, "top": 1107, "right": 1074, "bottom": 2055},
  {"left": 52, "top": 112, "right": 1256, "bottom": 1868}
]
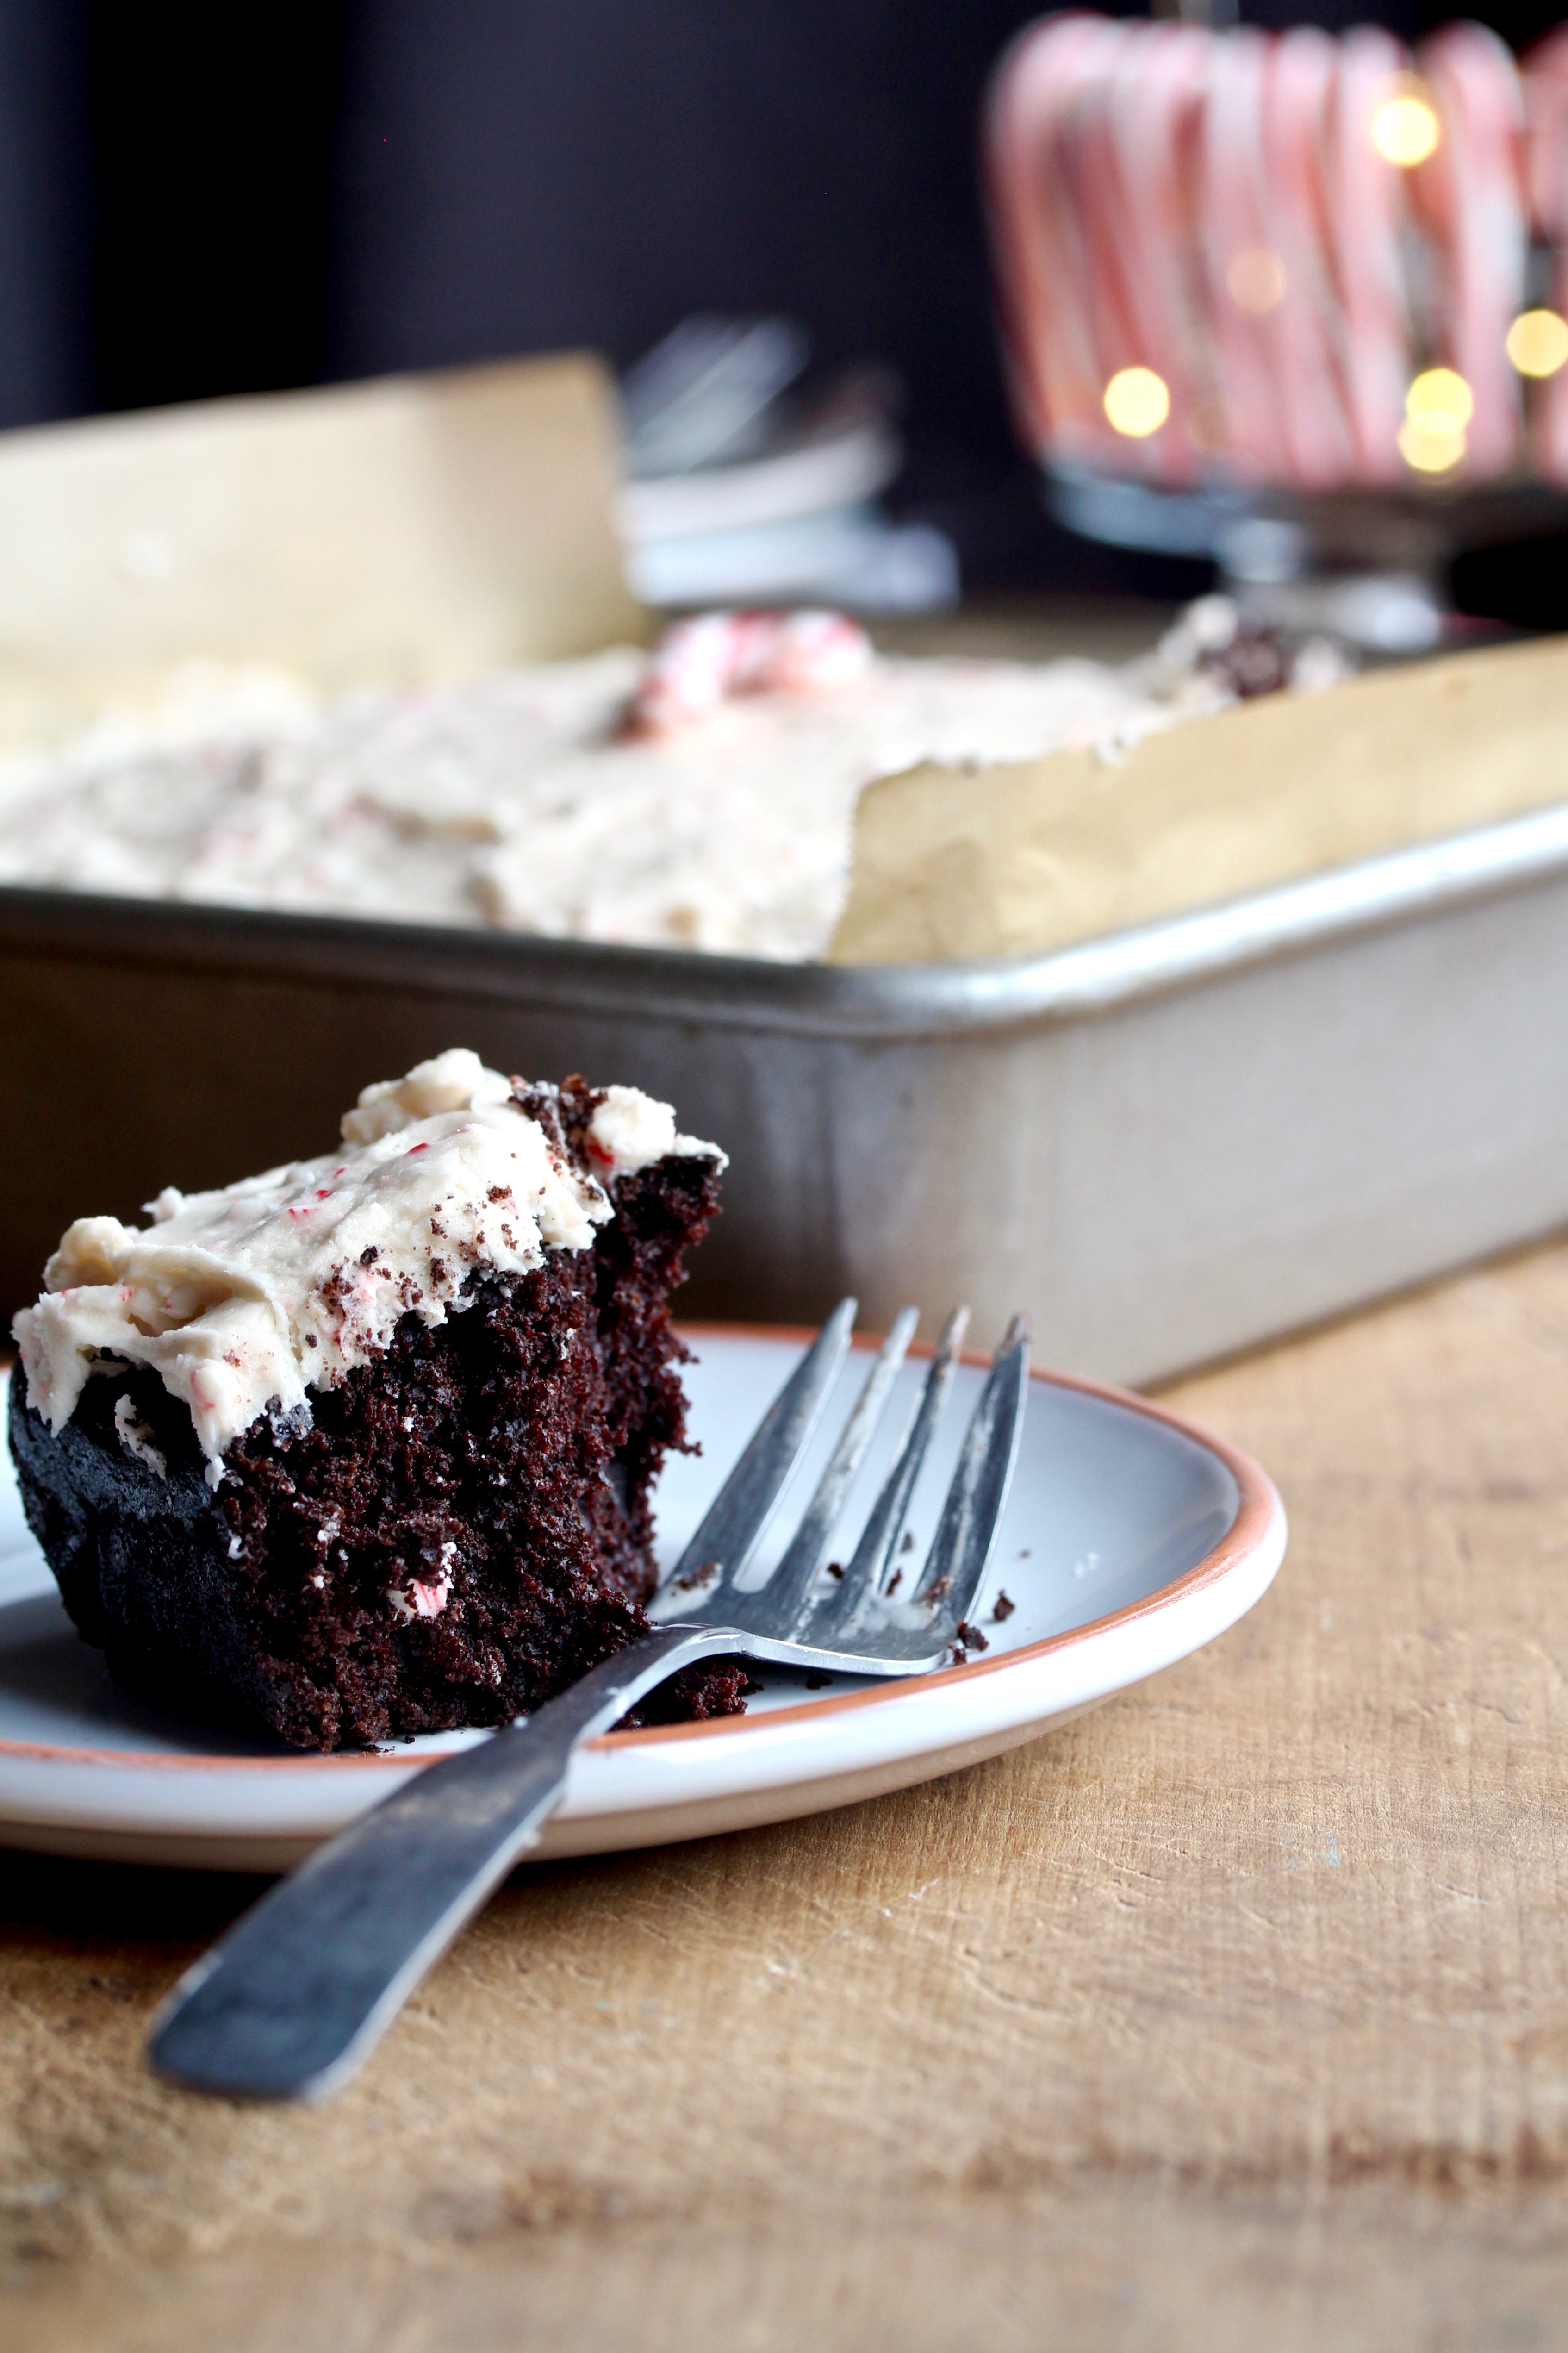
[
  {"left": 623, "top": 611, "right": 874, "bottom": 737},
  {"left": 983, "top": 12, "right": 1132, "bottom": 464},
  {"left": 1196, "top": 28, "right": 1295, "bottom": 482},
  {"left": 984, "top": 14, "right": 1537, "bottom": 497},
  {"left": 1325, "top": 26, "right": 1416, "bottom": 484},
  {"left": 1522, "top": 26, "right": 1568, "bottom": 481},
  {"left": 1096, "top": 19, "right": 1213, "bottom": 484},
  {"left": 1412, "top": 22, "right": 1527, "bottom": 480},
  {"left": 1261, "top": 25, "right": 1359, "bottom": 487}
]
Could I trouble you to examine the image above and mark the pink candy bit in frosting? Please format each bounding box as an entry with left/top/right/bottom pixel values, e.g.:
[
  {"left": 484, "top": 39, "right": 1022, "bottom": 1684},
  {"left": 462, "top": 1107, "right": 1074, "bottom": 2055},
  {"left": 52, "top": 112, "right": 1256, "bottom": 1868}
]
[{"left": 622, "top": 609, "right": 874, "bottom": 737}]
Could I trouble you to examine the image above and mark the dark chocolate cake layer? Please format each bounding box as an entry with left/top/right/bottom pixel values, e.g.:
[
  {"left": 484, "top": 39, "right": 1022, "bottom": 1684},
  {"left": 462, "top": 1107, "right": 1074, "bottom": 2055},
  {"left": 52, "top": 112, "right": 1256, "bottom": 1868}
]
[{"left": 10, "top": 1077, "right": 743, "bottom": 1751}]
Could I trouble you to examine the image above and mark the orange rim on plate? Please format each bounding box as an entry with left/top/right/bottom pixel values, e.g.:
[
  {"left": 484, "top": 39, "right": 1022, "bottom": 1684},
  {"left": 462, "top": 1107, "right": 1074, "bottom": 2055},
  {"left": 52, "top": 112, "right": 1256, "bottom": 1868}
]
[{"left": 0, "top": 1327, "right": 1281, "bottom": 1772}]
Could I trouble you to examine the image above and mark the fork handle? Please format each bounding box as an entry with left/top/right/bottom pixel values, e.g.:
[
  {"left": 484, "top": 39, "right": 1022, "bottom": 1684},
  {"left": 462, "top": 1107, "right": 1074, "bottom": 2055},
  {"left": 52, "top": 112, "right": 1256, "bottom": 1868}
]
[{"left": 147, "top": 1622, "right": 737, "bottom": 2103}]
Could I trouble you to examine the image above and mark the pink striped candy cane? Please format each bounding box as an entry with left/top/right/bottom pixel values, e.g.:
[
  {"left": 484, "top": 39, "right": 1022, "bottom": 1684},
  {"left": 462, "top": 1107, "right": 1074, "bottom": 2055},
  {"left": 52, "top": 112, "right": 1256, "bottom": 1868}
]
[
  {"left": 1521, "top": 25, "right": 1568, "bottom": 481},
  {"left": 1196, "top": 29, "right": 1293, "bottom": 482},
  {"left": 1260, "top": 25, "right": 1360, "bottom": 488},
  {"left": 1412, "top": 22, "right": 1528, "bottom": 480},
  {"left": 1096, "top": 19, "right": 1213, "bottom": 484},
  {"left": 623, "top": 611, "right": 873, "bottom": 737},
  {"left": 1325, "top": 26, "right": 1416, "bottom": 484},
  {"left": 983, "top": 12, "right": 1133, "bottom": 465}
]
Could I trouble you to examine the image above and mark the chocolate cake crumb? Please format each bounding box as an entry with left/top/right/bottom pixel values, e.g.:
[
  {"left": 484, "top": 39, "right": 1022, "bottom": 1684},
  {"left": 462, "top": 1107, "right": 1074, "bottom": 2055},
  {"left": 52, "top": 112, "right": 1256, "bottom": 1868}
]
[
  {"left": 1202, "top": 627, "right": 1290, "bottom": 701},
  {"left": 992, "top": 1590, "right": 1016, "bottom": 1622},
  {"left": 955, "top": 1619, "right": 989, "bottom": 1654},
  {"left": 899, "top": 1529, "right": 915, "bottom": 1554}
]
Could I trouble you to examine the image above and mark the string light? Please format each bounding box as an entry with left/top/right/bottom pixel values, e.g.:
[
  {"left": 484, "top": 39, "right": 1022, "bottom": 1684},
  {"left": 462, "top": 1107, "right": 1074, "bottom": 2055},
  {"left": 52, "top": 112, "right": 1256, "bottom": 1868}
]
[
  {"left": 1103, "top": 367, "right": 1170, "bottom": 437},
  {"left": 1406, "top": 368, "right": 1473, "bottom": 430},
  {"left": 1506, "top": 309, "right": 1568, "bottom": 379},
  {"left": 1398, "top": 369, "right": 1470, "bottom": 473},
  {"left": 1372, "top": 89, "right": 1441, "bottom": 168},
  {"left": 1398, "top": 416, "right": 1465, "bottom": 474},
  {"left": 1226, "top": 249, "right": 1287, "bottom": 315}
]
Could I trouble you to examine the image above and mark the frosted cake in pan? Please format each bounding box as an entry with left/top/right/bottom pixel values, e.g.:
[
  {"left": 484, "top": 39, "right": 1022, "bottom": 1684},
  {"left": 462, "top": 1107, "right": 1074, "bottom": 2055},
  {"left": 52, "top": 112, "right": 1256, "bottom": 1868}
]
[{"left": 0, "top": 603, "right": 1309, "bottom": 961}]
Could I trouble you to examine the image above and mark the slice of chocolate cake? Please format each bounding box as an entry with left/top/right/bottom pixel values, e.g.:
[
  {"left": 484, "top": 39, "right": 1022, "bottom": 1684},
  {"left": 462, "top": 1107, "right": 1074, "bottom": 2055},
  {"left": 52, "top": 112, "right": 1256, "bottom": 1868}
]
[{"left": 8, "top": 1049, "right": 742, "bottom": 1750}]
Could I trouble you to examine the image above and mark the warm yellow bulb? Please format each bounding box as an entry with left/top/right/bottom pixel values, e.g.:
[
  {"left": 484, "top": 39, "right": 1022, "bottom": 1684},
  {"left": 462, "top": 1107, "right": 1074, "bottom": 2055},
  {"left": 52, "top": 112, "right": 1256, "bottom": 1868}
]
[
  {"left": 1506, "top": 308, "right": 1568, "bottom": 380},
  {"left": 1226, "top": 248, "right": 1287, "bottom": 315},
  {"left": 1398, "top": 415, "right": 1465, "bottom": 474},
  {"left": 1406, "top": 368, "right": 1473, "bottom": 428},
  {"left": 1103, "top": 366, "right": 1170, "bottom": 438},
  {"left": 1373, "top": 92, "right": 1441, "bottom": 168}
]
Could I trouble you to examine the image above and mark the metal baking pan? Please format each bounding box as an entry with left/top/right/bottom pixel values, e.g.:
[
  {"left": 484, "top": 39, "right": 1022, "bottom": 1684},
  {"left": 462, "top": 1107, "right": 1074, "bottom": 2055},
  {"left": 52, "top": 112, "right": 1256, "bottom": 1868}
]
[{"left": 3, "top": 795, "right": 1567, "bottom": 1385}]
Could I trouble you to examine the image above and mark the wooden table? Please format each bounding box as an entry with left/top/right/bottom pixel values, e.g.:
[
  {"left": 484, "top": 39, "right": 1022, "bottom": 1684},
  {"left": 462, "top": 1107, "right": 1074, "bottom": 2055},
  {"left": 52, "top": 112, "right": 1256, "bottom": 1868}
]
[{"left": 6, "top": 1237, "right": 1568, "bottom": 2350}]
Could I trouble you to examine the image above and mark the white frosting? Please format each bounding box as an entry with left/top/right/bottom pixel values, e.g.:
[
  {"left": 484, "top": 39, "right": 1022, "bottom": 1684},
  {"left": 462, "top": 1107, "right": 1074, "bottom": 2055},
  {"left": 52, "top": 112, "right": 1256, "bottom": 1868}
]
[
  {"left": 12, "top": 1050, "right": 722, "bottom": 1484},
  {"left": 341, "top": 1049, "right": 516, "bottom": 1143},
  {"left": 0, "top": 632, "right": 1236, "bottom": 960},
  {"left": 586, "top": 1085, "right": 715, "bottom": 1178}
]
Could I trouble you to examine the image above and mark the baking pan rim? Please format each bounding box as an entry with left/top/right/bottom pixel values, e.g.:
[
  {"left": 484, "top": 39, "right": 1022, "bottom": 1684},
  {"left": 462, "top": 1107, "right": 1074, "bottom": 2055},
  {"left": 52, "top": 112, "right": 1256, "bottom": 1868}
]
[{"left": 0, "top": 794, "right": 1564, "bottom": 1042}]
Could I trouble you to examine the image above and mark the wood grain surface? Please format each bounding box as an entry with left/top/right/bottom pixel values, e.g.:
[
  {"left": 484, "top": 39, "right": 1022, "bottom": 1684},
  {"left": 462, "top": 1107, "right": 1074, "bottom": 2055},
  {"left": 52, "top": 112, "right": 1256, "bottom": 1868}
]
[{"left": 5, "top": 1241, "right": 1568, "bottom": 2351}]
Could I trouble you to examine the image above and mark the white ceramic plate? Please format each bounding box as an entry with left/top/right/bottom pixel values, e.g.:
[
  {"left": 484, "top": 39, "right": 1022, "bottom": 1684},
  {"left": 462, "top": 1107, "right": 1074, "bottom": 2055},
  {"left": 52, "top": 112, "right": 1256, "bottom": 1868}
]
[{"left": 0, "top": 1330, "right": 1285, "bottom": 1870}]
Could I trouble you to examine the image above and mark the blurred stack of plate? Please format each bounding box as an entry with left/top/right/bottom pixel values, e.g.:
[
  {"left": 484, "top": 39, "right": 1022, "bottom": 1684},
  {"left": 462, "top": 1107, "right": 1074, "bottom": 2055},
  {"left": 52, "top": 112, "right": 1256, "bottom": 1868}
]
[{"left": 617, "top": 318, "right": 958, "bottom": 613}]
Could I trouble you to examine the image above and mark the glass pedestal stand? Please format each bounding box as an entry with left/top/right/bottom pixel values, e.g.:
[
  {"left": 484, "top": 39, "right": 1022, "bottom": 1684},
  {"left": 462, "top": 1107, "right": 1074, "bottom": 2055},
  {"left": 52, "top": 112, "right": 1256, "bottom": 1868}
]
[{"left": 1047, "top": 462, "right": 1568, "bottom": 654}]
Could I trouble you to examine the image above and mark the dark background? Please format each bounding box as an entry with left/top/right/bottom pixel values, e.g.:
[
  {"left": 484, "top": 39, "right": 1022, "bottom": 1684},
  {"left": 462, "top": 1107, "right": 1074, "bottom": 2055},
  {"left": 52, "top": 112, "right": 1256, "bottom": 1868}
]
[{"left": 1, "top": 2, "right": 1556, "bottom": 604}]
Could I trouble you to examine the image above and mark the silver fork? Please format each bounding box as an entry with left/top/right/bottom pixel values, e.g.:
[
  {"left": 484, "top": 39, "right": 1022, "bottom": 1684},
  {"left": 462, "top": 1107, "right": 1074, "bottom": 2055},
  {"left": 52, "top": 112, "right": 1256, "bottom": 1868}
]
[{"left": 148, "top": 1299, "right": 1031, "bottom": 2103}]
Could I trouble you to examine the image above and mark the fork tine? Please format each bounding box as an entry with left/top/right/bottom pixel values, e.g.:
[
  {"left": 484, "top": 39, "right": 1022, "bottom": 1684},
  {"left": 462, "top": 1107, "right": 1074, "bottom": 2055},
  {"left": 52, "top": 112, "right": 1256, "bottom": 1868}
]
[
  {"left": 909, "top": 1314, "right": 1032, "bottom": 1631},
  {"left": 665, "top": 1297, "right": 857, "bottom": 1612},
  {"left": 799, "top": 1305, "right": 971, "bottom": 1642},
  {"left": 743, "top": 1309, "right": 919, "bottom": 1636}
]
